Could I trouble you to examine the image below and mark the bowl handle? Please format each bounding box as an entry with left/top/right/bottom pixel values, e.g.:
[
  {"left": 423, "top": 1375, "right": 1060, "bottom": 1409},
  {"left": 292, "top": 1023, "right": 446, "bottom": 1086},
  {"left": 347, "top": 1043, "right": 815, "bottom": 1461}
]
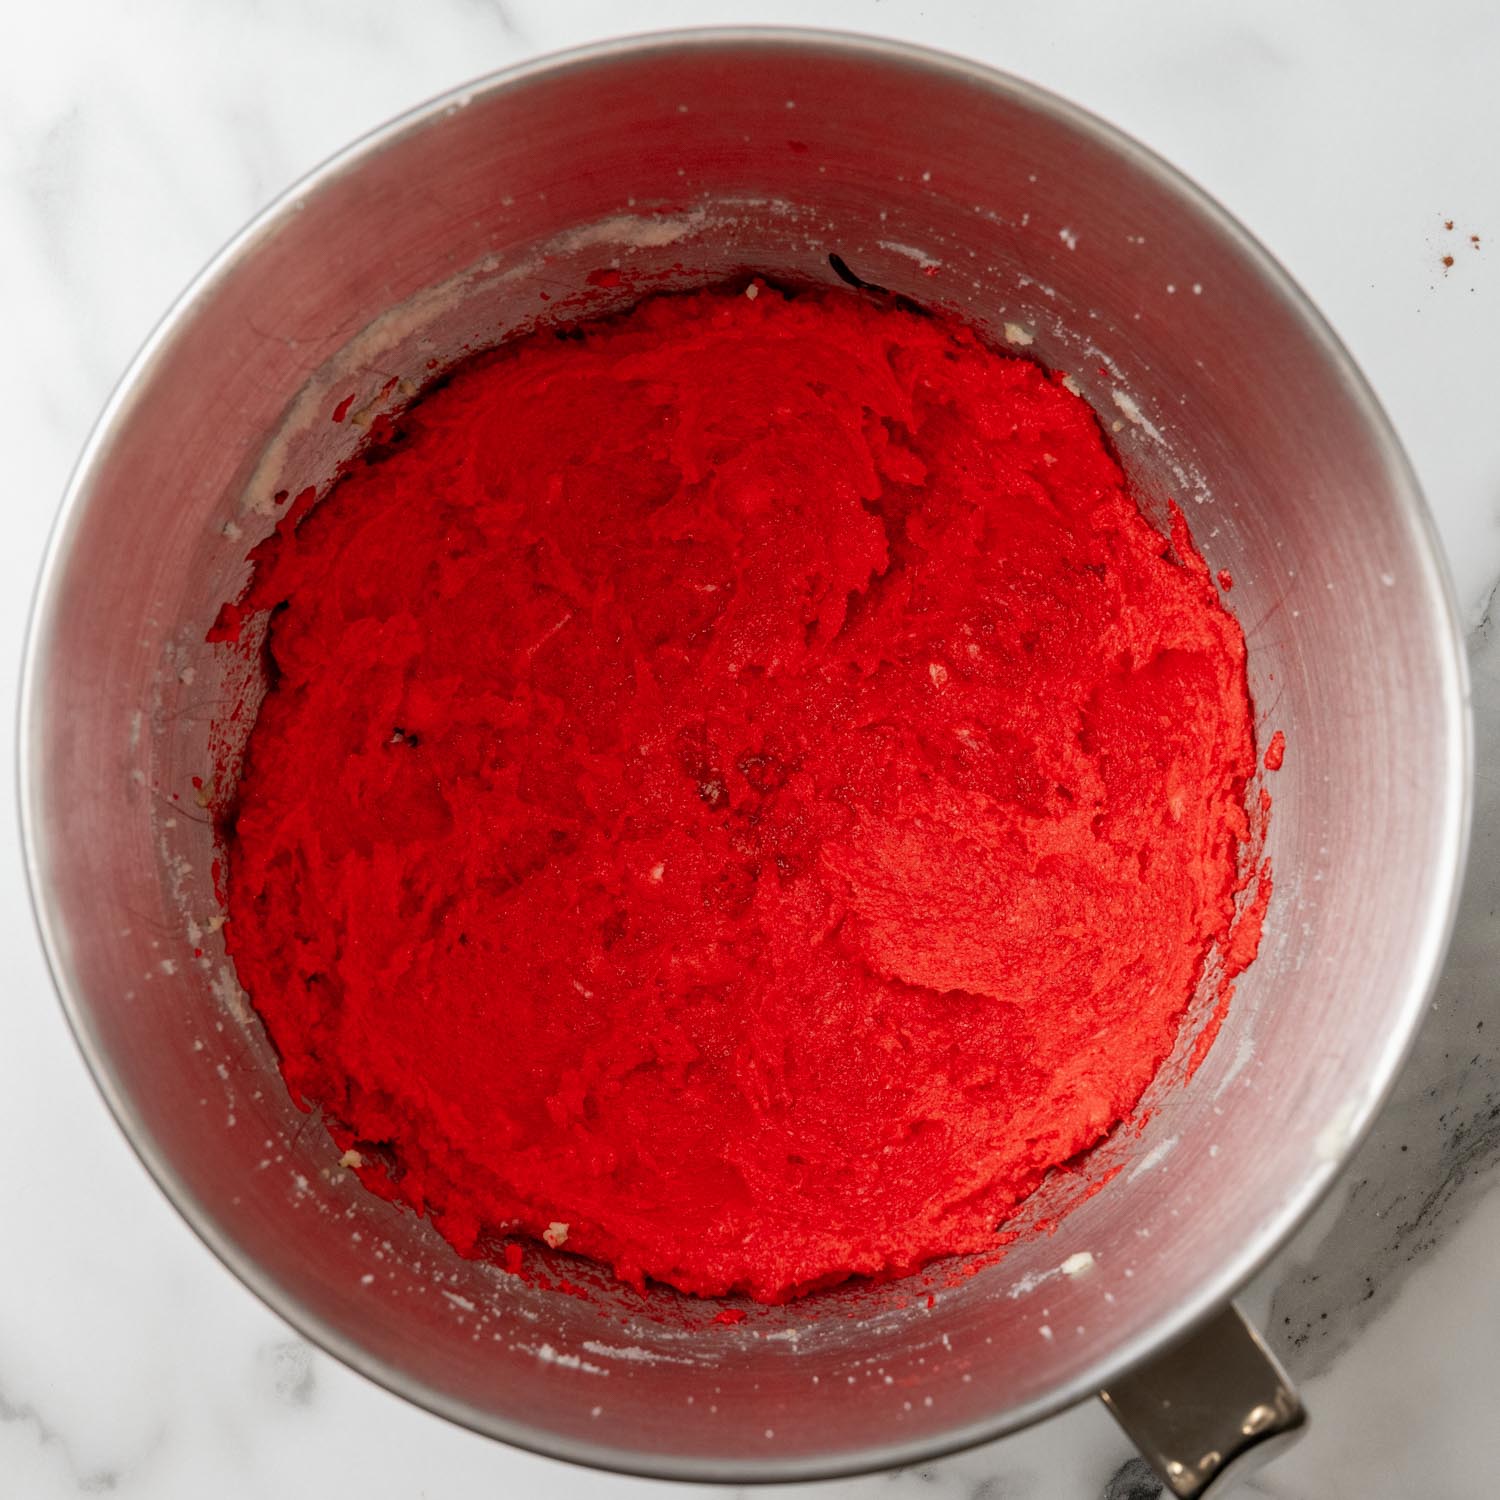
[{"left": 1098, "top": 1302, "right": 1305, "bottom": 1496}]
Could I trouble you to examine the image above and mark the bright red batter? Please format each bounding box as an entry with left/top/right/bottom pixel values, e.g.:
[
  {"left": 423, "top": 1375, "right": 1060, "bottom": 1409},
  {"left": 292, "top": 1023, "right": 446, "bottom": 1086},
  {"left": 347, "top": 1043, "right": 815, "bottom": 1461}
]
[{"left": 222, "top": 286, "right": 1258, "bottom": 1302}]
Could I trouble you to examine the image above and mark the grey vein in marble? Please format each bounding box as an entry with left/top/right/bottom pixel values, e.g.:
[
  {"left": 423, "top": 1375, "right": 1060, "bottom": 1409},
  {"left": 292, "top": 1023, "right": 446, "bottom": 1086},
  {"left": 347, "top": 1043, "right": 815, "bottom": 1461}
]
[{"left": 0, "top": 1377, "right": 121, "bottom": 1493}]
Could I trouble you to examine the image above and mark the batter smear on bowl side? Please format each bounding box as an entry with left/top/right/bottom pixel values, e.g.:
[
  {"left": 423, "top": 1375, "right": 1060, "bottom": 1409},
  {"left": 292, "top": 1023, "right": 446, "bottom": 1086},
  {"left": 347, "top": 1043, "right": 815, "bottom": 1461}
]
[{"left": 214, "top": 285, "right": 1263, "bottom": 1302}]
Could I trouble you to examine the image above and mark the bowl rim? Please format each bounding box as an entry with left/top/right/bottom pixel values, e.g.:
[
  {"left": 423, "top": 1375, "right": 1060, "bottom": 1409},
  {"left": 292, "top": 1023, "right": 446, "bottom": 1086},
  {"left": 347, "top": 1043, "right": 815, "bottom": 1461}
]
[{"left": 17, "top": 24, "right": 1474, "bottom": 1484}]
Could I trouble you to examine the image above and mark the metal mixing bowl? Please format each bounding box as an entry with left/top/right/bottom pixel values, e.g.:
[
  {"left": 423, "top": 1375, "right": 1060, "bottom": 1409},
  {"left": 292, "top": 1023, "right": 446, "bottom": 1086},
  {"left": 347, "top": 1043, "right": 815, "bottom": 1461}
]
[{"left": 19, "top": 28, "right": 1470, "bottom": 1495}]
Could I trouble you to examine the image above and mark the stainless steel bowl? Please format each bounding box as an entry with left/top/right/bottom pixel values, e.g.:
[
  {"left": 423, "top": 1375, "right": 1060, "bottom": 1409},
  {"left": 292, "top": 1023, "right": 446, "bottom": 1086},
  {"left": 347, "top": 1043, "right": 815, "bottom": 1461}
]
[{"left": 20, "top": 28, "right": 1470, "bottom": 1495}]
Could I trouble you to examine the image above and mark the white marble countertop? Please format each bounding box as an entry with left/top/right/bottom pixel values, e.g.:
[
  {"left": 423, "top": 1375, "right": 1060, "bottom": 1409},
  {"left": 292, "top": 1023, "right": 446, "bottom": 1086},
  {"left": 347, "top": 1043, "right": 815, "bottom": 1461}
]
[{"left": 3, "top": 2, "right": 1497, "bottom": 1496}]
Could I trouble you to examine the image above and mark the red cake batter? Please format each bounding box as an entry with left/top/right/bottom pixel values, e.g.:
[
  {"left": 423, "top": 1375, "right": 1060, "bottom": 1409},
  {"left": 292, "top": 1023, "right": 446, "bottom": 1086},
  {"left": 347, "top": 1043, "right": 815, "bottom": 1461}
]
[{"left": 220, "top": 285, "right": 1259, "bottom": 1302}]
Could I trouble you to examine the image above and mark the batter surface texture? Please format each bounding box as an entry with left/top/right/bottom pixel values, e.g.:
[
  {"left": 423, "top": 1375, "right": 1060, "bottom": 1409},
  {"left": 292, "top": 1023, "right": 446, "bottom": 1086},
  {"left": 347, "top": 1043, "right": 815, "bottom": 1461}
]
[{"left": 222, "top": 286, "right": 1258, "bottom": 1301}]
